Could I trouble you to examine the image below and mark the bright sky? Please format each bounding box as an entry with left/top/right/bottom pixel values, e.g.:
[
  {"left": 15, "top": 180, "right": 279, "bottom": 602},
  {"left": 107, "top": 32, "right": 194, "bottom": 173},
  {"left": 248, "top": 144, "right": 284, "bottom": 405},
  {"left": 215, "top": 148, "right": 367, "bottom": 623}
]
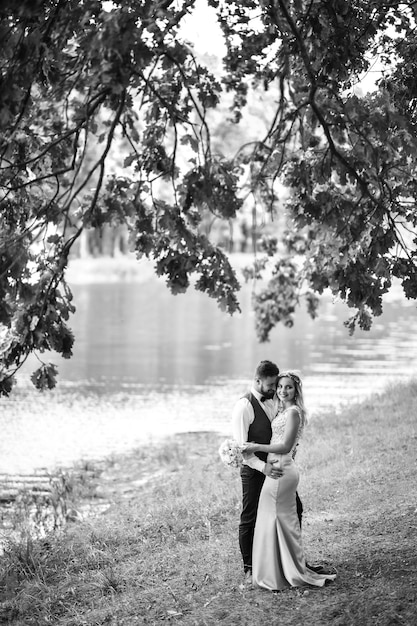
[{"left": 179, "top": 0, "right": 226, "bottom": 54}]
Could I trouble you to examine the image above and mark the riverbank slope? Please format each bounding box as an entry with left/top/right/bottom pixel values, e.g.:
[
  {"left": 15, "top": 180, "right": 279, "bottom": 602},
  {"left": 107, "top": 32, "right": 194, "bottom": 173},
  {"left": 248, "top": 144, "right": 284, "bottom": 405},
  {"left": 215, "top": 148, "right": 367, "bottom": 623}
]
[{"left": 1, "top": 380, "right": 416, "bottom": 625}]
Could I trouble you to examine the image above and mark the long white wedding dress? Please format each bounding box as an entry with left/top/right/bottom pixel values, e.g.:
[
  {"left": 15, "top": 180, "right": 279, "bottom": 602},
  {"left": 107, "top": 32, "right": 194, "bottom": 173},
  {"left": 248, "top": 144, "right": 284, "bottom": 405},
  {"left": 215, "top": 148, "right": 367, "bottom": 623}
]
[{"left": 252, "top": 407, "right": 336, "bottom": 591}]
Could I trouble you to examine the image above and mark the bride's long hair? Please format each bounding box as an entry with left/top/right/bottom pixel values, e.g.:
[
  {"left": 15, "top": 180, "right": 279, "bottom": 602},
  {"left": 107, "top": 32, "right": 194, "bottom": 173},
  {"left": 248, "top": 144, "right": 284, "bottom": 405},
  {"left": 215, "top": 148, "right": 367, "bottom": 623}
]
[{"left": 277, "top": 370, "right": 308, "bottom": 425}]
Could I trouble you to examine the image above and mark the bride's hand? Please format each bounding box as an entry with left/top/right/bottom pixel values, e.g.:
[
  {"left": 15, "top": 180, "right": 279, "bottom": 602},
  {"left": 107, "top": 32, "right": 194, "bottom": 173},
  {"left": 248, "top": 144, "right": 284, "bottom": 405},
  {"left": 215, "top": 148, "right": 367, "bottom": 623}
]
[{"left": 241, "top": 442, "right": 258, "bottom": 454}]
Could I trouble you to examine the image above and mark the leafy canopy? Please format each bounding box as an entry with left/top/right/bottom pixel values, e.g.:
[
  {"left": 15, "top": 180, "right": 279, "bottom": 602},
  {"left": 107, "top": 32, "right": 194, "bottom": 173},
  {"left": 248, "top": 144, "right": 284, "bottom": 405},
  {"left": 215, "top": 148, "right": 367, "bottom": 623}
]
[{"left": 1, "top": 0, "right": 417, "bottom": 393}]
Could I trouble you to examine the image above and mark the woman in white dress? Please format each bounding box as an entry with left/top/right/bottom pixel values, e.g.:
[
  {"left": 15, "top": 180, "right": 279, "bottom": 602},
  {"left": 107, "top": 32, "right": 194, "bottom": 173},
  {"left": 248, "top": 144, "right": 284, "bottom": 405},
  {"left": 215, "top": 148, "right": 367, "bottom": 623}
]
[{"left": 242, "top": 371, "right": 336, "bottom": 592}]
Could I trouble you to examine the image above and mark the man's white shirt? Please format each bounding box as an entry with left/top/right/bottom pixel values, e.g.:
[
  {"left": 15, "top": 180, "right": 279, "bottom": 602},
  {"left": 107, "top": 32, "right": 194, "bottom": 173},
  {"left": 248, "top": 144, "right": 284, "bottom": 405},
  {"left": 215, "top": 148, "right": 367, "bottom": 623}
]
[{"left": 231, "top": 387, "right": 279, "bottom": 473}]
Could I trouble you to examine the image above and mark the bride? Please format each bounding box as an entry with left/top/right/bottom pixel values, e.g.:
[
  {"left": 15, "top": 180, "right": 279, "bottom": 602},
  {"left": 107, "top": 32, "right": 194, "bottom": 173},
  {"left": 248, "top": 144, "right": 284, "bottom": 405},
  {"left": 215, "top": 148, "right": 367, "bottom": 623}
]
[{"left": 242, "top": 371, "right": 337, "bottom": 591}]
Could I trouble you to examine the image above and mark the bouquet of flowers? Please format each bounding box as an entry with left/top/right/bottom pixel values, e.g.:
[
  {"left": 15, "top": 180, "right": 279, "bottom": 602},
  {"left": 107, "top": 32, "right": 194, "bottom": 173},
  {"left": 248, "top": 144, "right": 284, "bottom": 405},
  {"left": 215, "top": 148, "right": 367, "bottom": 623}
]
[{"left": 218, "top": 438, "right": 244, "bottom": 469}]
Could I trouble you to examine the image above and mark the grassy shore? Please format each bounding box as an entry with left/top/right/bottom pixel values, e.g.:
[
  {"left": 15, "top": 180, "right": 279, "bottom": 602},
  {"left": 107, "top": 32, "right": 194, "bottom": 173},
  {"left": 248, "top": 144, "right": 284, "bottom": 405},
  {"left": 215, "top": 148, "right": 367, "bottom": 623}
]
[{"left": 1, "top": 381, "right": 417, "bottom": 625}]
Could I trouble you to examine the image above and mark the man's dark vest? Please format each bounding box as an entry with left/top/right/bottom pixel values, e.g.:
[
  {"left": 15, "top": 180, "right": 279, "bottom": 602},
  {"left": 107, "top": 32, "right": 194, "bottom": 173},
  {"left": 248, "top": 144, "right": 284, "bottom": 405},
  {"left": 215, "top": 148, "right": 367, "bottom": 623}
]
[{"left": 244, "top": 392, "right": 272, "bottom": 462}]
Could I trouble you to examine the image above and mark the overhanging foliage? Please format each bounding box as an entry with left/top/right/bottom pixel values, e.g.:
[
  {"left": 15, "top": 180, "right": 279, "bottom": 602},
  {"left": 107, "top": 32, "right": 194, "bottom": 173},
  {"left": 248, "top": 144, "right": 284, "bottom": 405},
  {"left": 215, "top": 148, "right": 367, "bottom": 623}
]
[{"left": 1, "top": 0, "right": 417, "bottom": 393}]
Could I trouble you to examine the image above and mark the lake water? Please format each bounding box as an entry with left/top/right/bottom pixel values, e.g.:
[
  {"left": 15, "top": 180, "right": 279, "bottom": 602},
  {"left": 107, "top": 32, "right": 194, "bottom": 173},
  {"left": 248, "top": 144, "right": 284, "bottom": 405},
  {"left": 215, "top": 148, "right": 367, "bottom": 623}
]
[
  {"left": 25, "top": 271, "right": 417, "bottom": 402},
  {"left": 5, "top": 261, "right": 417, "bottom": 472}
]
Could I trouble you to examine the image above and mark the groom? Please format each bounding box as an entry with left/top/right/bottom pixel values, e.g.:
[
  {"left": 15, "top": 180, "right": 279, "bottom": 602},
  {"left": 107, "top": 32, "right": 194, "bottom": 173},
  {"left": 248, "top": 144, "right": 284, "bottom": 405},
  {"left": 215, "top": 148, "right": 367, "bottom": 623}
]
[{"left": 231, "top": 359, "right": 304, "bottom": 580}]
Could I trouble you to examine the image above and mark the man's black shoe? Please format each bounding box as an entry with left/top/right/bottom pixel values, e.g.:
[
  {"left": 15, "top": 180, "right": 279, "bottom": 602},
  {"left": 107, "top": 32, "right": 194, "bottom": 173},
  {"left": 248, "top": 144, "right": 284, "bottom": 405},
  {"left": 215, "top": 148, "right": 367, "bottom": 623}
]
[{"left": 306, "top": 563, "right": 336, "bottom": 575}]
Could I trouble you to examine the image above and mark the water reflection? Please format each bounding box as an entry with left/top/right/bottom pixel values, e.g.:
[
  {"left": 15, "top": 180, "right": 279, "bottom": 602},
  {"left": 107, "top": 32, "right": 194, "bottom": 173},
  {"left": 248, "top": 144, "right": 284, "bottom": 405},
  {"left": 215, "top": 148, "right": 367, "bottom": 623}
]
[{"left": 21, "top": 275, "right": 417, "bottom": 408}]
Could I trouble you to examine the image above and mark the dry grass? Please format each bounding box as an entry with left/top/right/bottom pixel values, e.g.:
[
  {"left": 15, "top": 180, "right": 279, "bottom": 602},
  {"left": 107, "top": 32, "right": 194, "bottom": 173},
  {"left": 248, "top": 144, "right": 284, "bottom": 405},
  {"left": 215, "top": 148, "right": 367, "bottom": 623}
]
[{"left": 1, "top": 381, "right": 417, "bottom": 625}]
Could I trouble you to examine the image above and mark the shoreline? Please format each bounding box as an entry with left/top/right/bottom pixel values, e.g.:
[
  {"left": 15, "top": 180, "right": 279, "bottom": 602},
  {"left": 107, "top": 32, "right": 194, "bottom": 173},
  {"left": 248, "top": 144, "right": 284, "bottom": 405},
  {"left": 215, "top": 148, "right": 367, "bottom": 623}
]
[
  {"left": 0, "top": 430, "right": 214, "bottom": 553},
  {"left": 1, "top": 375, "right": 407, "bottom": 477},
  {"left": 65, "top": 252, "right": 251, "bottom": 284},
  {"left": 65, "top": 253, "right": 408, "bottom": 303}
]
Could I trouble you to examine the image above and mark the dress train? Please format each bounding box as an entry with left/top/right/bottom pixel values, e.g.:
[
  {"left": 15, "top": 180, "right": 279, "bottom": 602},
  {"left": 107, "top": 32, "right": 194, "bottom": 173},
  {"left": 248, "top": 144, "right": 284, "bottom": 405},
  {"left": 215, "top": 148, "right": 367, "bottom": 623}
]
[{"left": 252, "top": 453, "right": 336, "bottom": 591}]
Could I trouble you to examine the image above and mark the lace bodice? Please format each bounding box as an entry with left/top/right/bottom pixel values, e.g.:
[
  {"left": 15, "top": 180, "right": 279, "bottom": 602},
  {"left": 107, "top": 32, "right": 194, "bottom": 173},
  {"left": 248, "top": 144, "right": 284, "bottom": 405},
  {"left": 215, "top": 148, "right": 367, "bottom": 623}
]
[{"left": 270, "top": 406, "right": 304, "bottom": 457}]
